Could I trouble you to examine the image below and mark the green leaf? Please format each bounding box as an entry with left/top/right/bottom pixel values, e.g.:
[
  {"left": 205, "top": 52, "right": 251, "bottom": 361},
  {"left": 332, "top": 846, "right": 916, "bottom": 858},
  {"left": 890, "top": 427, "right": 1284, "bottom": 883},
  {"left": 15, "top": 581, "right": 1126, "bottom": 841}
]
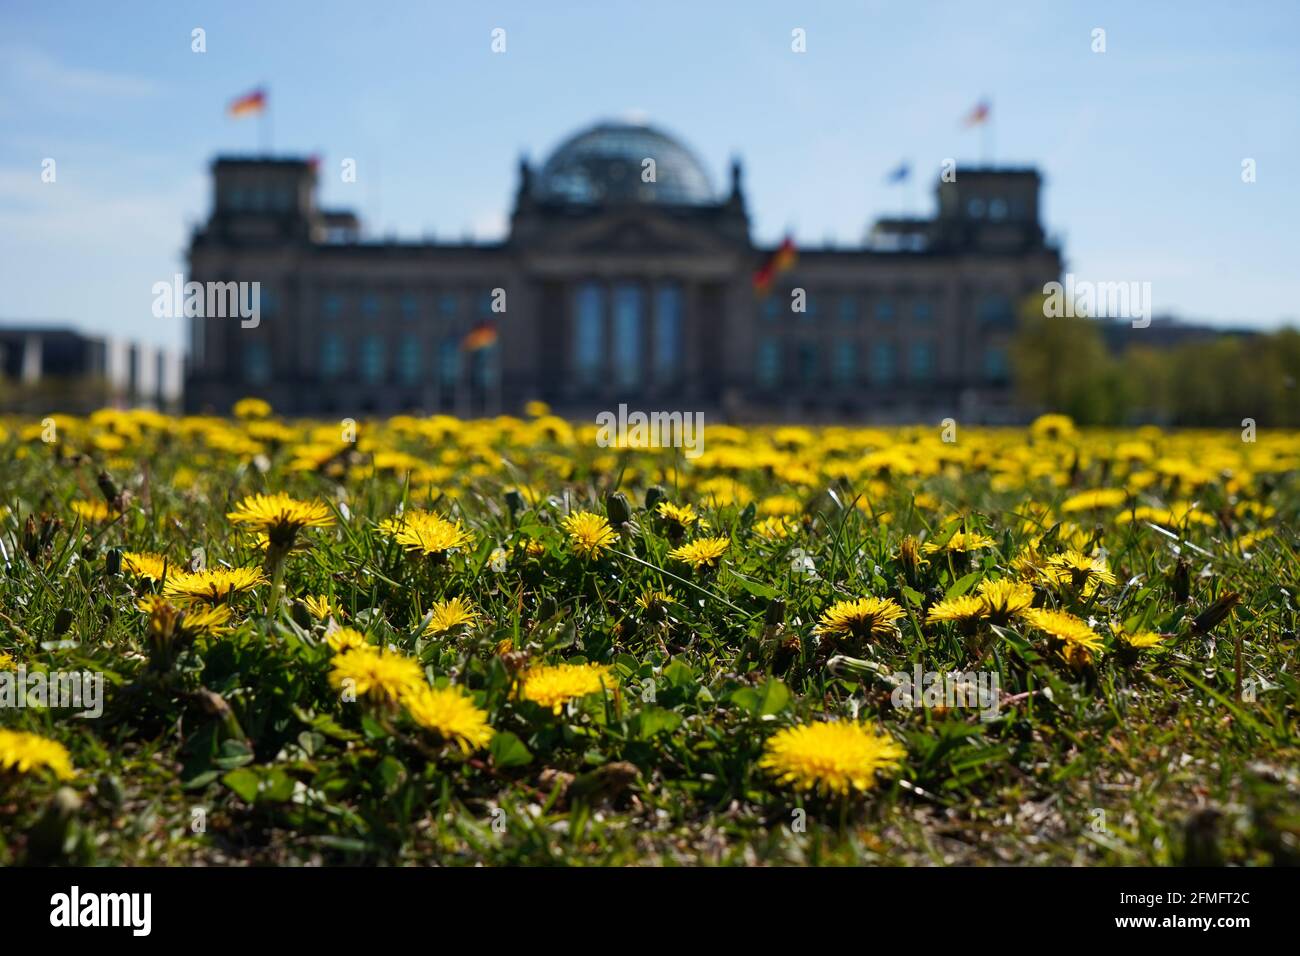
[
  {"left": 729, "top": 571, "right": 778, "bottom": 600},
  {"left": 212, "top": 738, "right": 253, "bottom": 771},
  {"left": 946, "top": 571, "right": 981, "bottom": 599},
  {"left": 636, "top": 706, "right": 683, "bottom": 739},
  {"left": 222, "top": 767, "right": 260, "bottom": 803},
  {"left": 260, "top": 768, "right": 297, "bottom": 803},
  {"left": 757, "top": 678, "right": 792, "bottom": 716},
  {"left": 490, "top": 731, "right": 533, "bottom": 768}
]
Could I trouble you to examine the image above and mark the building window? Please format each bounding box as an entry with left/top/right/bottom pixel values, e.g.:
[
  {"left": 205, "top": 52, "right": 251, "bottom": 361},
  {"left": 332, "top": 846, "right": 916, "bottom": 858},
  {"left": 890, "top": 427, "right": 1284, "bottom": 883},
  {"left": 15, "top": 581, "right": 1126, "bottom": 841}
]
[
  {"left": 470, "top": 348, "right": 495, "bottom": 389},
  {"left": 909, "top": 342, "right": 936, "bottom": 381},
  {"left": 761, "top": 297, "right": 782, "bottom": 321},
  {"left": 243, "top": 342, "right": 271, "bottom": 384},
  {"left": 984, "top": 346, "right": 1010, "bottom": 383},
  {"left": 653, "top": 284, "right": 683, "bottom": 382},
  {"left": 360, "top": 335, "right": 384, "bottom": 383},
  {"left": 321, "top": 333, "right": 345, "bottom": 379},
  {"left": 832, "top": 341, "right": 857, "bottom": 385},
  {"left": 439, "top": 337, "right": 460, "bottom": 384},
  {"left": 439, "top": 292, "right": 459, "bottom": 320},
  {"left": 398, "top": 335, "right": 421, "bottom": 384},
  {"left": 797, "top": 343, "right": 818, "bottom": 385},
  {"left": 756, "top": 338, "right": 780, "bottom": 388},
  {"left": 612, "top": 284, "right": 643, "bottom": 388},
  {"left": 912, "top": 300, "right": 933, "bottom": 323},
  {"left": 988, "top": 198, "right": 1008, "bottom": 221},
  {"left": 977, "top": 295, "right": 1014, "bottom": 326},
  {"left": 801, "top": 293, "right": 820, "bottom": 322},
  {"left": 323, "top": 293, "right": 343, "bottom": 322},
  {"left": 837, "top": 295, "right": 856, "bottom": 323},
  {"left": 967, "top": 197, "right": 986, "bottom": 218},
  {"left": 362, "top": 293, "right": 381, "bottom": 320},
  {"left": 401, "top": 293, "right": 420, "bottom": 321},
  {"left": 573, "top": 282, "right": 605, "bottom": 384},
  {"left": 875, "top": 298, "right": 896, "bottom": 322},
  {"left": 871, "top": 342, "right": 895, "bottom": 384}
]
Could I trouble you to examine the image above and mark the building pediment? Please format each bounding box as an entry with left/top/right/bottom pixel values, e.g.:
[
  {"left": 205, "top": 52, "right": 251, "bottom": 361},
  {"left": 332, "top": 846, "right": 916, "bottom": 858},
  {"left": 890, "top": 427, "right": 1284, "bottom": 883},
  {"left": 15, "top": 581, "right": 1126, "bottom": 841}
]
[{"left": 516, "top": 206, "right": 746, "bottom": 257}]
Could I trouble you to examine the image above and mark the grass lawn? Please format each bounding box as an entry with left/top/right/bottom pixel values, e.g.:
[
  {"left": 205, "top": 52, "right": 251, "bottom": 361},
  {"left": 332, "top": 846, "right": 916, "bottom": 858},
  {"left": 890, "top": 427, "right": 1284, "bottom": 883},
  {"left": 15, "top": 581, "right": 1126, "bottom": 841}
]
[{"left": 1, "top": 405, "right": 1296, "bottom": 866}]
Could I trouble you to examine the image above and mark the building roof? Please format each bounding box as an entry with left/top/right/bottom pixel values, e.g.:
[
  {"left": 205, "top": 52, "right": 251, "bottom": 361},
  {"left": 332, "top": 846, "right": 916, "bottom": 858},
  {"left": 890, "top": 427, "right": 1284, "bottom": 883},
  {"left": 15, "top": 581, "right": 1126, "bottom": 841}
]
[{"left": 534, "top": 120, "right": 716, "bottom": 206}]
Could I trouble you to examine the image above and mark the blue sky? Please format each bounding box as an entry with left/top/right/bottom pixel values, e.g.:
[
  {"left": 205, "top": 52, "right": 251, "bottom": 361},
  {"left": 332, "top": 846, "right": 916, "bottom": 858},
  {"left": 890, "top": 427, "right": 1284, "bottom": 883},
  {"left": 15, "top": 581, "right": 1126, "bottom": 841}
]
[{"left": 1, "top": 0, "right": 1297, "bottom": 349}]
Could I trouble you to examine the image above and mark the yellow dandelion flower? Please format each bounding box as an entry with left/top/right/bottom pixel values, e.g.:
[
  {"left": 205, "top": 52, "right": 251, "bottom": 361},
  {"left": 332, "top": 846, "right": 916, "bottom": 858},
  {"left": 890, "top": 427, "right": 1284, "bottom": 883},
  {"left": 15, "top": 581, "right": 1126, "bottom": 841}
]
[
  {"left": 138, "top": 595, "right": 233, "bottom": 638},
  {"left": 0, "top": 650, "right": 16, "bottom": 670},
  {"left": 1022, "top": 608, "right": 1103, "bottom": 664},
  {"left": 519, "top": 662, "right": 615, "bottom": 714},
  {"left": 403, "top": 684, "right": 494, "bottom": 752},
  {"left": 1119, "top": 629, "right": 1166, "bottom": 649},
  {"left": 757, "top": 495, "right": 802, "bottom": 517},
  {"left": 163, "top": 566, "right": 266, "bottom": 604},
  {"left": 324, "top": 626, "right": 370, "bottom": 654},
  {"left": 232, "top": 397, "right": 272, "bottom": 420},
  {"left": 121, "top": 551, "right": 169, "bottom": 581},
  {"left": 424, "top": 597, "right": 477, "bottom": 635},
  {"left": 561, "top": 511, "right": 618, "bottom": 560},
  {"left": 925, "top": 595, "right": 985, "bottom": 624},
  {"left": 897, "top": 536, "right": 930, "bottom": 574},
  {"left": 668, "top": 536, "right": 730, "bottom": 570},
  {"left": 754, "top": 515, "right": 793, "bottom": 541},
  {"left": 759, "top": 722, "right": 905, "bottom": 796},
  {"left": 976, "top": 578, "right": 1035, "bottom": 623},
  {"left": 226, "top": 492, "right": 335, "bottom": 549},
  {"left": 1046, "top": 550, "right": 1117, "bottom": 593},
  {"left": 382, "top": 510, "right": 474, "bottom": 557},
  {"left": 301, "top": 594, "right": 342, "bottom": 621},
  {"left": 1030, "top": 413, "right": 1076, "bottom": 441},
  {"left": 635, "top": 589, "right": 678, "bottom": 612},
  {"left": 923, "top": 531, "right": 996, "bottom": 555},
  {"left": 1059, "top": 488, "right": 1128, "bottom": 513},
  {"left": 0, "top": 729, "right": 76, "bottom": 781},
  {"left": 655, "top": 501, "right": 702, "bottom": 529},
  {"left": 816, "top": 596, "right": 905, "bottom": 641},
  {"left": 329, "top": 646, "right": 425, "bottom": 704},
  {"left": 69, "top": 499, "right": 113, "bottom": 523}
]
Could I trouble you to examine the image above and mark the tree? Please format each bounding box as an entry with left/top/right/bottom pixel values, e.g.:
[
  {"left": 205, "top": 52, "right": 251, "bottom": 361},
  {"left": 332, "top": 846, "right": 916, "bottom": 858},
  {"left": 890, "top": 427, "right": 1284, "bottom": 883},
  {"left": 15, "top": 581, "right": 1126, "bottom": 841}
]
[{"left": 1010, "top": 296, "right": 1116, "bottom": 424}]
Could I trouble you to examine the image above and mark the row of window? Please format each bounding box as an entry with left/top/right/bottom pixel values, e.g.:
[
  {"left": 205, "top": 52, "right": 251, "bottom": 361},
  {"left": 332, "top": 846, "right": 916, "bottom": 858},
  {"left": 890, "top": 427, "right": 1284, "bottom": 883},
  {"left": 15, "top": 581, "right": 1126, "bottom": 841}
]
[
  {"left": 243, "top": 334, "right": 492, "bottom": 387},
  {"left": 243, "top": 336, "right": 1010, "bottom": 390},
  {"left": 966, "top": 196, "right": 1025, "bottom": 221},
  {"left": 754, "top": 340, "right": 1009, "bottom": 388},
  {"left": 319, "top": 289, "right": 501, "bottom": 322},
  {"left": 221, "top": 186, "right": 297, "bottom": 214},
  {"left": 758, "top": 294, "right": 1015, "bottom": 325}
]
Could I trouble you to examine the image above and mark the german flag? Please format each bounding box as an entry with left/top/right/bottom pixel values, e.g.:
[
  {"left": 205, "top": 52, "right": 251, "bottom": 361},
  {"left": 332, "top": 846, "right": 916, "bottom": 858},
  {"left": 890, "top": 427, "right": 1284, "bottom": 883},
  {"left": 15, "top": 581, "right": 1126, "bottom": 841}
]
[
  {"left": 461, "top": 321, "right": 499, "bottom": 352},
  {"left": 228, "top": 88, "right": 267, "bottom": 118},
  {"left": 962, "top": 98, "right": 990, "bottom": 127},
  {"left": 753, "top": 235, "right": 797, "bottom": 295}
]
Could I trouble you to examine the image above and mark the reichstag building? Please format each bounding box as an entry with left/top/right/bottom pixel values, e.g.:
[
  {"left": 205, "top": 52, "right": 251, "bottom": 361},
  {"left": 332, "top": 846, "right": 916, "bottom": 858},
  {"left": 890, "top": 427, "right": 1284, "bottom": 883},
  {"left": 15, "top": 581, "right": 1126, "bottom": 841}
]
[{"left": 185, "top": 119, "right": 1061, "bottom": 421}]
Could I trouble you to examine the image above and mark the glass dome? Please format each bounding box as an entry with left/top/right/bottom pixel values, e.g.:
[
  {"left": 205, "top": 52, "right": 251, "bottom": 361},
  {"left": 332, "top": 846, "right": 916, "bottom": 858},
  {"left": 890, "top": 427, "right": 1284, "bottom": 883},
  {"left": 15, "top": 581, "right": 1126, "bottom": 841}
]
[{"left": 534, "top": 120, "right": 715, "bottom": 206}]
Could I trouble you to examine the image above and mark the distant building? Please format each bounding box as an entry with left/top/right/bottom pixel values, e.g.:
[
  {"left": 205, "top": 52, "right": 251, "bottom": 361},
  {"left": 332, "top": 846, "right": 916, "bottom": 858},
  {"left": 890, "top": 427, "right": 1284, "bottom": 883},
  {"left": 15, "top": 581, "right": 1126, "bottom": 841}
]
[
  {"left": 1097, "top": 315, "right": 1257, "bottom": 353},
  {"left": 0, "top": 325, "right": 181, "bottom": 413},
  {"left": 185, "top": 120, "right": 1062, "bottom": 421}
]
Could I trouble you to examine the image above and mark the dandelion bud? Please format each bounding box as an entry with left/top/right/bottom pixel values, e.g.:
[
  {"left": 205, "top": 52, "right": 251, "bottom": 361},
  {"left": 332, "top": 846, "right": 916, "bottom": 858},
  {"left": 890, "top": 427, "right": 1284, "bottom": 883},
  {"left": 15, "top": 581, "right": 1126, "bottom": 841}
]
[
  {"left": 605, "top": 491, "right": 632, "bottom": 525},
  {"left": 644, "top": 485, "right": 667, "bottom": 511},
  {"left": 1190, "top": 591, "right": 1241, "bottom": 636}
]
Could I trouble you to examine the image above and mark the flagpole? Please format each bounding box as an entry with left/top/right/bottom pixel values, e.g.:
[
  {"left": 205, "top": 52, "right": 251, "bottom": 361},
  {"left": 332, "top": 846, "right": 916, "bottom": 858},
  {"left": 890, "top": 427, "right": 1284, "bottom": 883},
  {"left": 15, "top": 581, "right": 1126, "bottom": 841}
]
[
  {"left": 260, "top": 84, "right": 271, "bottom": 156},
  {"left": 982, "top": 100, "right": 992, "bottom": 166}
]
